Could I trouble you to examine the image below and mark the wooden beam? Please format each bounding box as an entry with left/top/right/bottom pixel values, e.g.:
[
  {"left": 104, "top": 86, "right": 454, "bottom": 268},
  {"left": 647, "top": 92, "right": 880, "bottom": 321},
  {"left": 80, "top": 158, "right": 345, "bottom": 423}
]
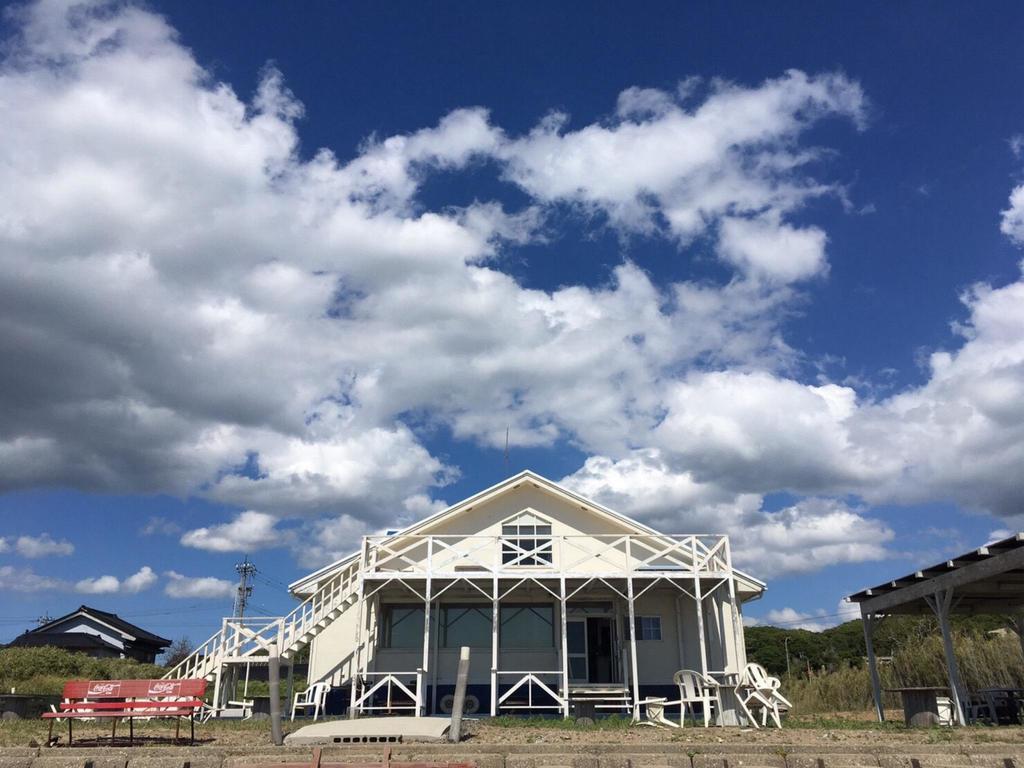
[{"left": 859, "top": 545, "right": 1024, "bottom": 614}]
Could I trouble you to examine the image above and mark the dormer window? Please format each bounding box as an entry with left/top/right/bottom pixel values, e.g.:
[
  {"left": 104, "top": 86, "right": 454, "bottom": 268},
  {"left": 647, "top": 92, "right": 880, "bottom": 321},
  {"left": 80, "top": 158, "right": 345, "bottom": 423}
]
[{"left": 501, "top": 510, "right": 553, "bottom": 566}]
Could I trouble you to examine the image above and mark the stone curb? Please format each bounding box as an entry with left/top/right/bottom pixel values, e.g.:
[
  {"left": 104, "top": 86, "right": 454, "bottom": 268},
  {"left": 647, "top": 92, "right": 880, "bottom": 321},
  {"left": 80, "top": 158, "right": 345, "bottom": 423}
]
[{"left": 3, "top": 746, "right": 1022, "bottom": 767}]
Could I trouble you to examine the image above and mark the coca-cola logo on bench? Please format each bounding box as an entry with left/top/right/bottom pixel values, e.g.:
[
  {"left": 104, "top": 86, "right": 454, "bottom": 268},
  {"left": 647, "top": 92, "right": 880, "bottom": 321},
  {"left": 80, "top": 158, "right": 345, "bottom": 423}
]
[
  {"left": 148, "top": 681, "right": 181, "bottom": 696},
  {"left": 87, "top": 681, "right": 121, "bottom": 696}
]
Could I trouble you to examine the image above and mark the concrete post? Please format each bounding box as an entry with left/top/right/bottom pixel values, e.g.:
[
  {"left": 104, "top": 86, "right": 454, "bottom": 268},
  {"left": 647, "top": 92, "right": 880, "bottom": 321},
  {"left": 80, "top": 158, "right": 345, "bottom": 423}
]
[
  {"left": 268, "top": 642, "right": 283, "bottom": 746},
  {"left": 449, "top": 646, "right": 471, "bottom": 742}
]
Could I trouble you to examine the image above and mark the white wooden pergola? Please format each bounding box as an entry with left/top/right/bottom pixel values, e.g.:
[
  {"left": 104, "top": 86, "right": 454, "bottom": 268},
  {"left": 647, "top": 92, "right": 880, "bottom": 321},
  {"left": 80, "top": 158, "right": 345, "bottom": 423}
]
[{"left": 847, "top": 532, "right": 1024, "bottom": 726}]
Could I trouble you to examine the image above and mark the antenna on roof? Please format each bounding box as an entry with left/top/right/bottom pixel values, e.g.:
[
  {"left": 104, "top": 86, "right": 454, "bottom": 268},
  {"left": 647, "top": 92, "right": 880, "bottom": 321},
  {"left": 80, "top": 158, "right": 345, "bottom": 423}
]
[
  {"left": 504, "top": 425, "right": 510, "bottom": 473},
  {"left": 35, "top": 614, "right": 54, "bottom": 626}
]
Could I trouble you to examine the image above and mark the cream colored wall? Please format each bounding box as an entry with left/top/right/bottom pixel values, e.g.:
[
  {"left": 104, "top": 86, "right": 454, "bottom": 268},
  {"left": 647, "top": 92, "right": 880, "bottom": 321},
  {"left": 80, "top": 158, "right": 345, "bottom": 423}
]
[
  {"left": 374, "top": 484, "right": 655, "bottom": 575},
  {"left": 309, "top": 585, "right": 746, "bottom": 689},
  {"left": 306, "top": 483, "right": 753, "bottom": 689}
]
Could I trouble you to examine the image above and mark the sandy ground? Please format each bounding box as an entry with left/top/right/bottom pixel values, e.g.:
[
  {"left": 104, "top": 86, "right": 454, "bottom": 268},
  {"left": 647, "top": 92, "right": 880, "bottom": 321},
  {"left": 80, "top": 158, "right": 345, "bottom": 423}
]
[{"left": 5, "top": 712, "right": 1024, "bottom": 749}]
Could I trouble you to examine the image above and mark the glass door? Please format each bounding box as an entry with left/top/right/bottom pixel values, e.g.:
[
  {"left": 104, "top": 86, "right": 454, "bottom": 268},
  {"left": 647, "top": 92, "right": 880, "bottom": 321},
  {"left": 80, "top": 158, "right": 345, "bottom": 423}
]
[{"left": 567, "top": 618, "right": 588, "bottom": 682}]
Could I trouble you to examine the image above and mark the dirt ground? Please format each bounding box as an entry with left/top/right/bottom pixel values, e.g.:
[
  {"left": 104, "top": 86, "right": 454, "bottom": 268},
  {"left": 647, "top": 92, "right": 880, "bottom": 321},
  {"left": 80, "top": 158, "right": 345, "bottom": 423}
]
[{"left": 5, "top": 712, "right": 1024, "bottom": 750}]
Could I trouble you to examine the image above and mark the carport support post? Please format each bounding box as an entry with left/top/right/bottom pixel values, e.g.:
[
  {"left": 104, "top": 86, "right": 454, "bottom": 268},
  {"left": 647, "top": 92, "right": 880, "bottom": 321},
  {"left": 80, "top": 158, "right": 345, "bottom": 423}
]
[
  {"left": 926, "top": 588, "right": 967, "bottom": 726},
  {"left": 268, "top": 641, "right": 283, "bottom": 746},
  {"left": 861, "top": 609, "right": 884, "bottom": 722}
]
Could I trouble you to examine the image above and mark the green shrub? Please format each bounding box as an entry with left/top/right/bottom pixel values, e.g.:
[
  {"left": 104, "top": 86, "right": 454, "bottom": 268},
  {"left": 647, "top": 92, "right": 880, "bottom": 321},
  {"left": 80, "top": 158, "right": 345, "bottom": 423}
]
[
  {"left": 782, "top": 628, "right": 1024, "bottom": 714},
  {"left": 0, "top": 647, "right": 164, "bottom": 694}
]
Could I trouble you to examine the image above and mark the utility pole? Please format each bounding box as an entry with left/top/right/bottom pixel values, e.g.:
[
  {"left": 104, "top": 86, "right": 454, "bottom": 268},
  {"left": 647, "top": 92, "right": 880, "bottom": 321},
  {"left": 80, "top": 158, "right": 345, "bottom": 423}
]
[
  {"left": 233, "top": 556, "right": 256, "bottom": 619},
  {"left": 784, "top": 636, "right": 791, "bottom": 678}
]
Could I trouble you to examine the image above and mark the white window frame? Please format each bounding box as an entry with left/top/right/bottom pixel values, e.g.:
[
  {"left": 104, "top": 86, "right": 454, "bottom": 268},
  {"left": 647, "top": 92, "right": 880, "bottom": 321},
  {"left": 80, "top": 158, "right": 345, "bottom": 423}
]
[
  {"left": 500, "top": 508, "right": 554, "bottom": 567},
  {"left": 633, "top": 615, "right": 662, "bottom": 641}
]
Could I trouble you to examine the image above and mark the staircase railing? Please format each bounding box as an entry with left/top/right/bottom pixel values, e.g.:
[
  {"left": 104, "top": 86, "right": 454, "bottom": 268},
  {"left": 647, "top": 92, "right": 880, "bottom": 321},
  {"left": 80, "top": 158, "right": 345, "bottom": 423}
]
[{"left": 163, "top": 561, "right": 360, "bottom": 681}]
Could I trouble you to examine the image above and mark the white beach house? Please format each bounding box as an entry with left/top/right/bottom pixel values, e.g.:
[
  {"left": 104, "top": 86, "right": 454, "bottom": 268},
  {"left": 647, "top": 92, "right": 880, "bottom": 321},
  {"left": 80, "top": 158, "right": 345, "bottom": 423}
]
[{"left": 168, "top": 471, "right": 765, "bottom": 719}]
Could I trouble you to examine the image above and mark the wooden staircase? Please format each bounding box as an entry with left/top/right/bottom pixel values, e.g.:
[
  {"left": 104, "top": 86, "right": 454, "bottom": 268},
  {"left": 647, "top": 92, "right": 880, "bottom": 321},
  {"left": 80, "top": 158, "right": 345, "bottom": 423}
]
[{"left": 162, "top": 561, "right": 359, "bottom": 686}]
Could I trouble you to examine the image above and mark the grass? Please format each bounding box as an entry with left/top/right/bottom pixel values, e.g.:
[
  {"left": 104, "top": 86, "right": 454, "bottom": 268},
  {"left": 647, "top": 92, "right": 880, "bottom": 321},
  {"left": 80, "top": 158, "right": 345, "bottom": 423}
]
[
  {"left": 0, "top": 716, "right": 278, "bottom": 748},
  {"left": 483, "top": 715, "right": 634, "bottom": 731}
]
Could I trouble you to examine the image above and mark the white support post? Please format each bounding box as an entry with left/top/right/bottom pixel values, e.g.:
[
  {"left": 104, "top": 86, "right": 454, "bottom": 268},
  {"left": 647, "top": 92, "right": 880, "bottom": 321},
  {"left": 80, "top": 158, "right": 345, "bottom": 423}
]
[
  {"left": 926, "top": 588, "right": 967, "bottom": 726},
  {"left": 625, "top": 537, "right": 641, "bottom": 722},
  {"left": 693, "top": 540, "right": 708, "bottom": 677},
  {"left": 559, "top": 573, "right": 570, "bottom": 718},
  {"left": 348, "top": 538, "right": 368, "bottom": 719},
  {"left": 419, "top": 537, "right": 434, "bottom": 717},
  {"left": 675, "top": 592, "right": 686, "bottom": 670},
  {"left": 491, "top": 568, "right": 499, "bottom": 717},
  {"left": 431, "top": 588, "right": 442, "bottom": 716},
  {"left": 724, "top": 538, "right": 746, "bottom": 670},
  {"left": 862, "top": 610, "right": 884, "bottom": 722}
]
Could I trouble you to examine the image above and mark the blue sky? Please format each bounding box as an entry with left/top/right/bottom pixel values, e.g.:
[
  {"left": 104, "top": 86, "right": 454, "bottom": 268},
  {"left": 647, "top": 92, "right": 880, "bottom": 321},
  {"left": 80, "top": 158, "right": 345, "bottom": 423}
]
[{"left": 2, "top": 0, "right": 1024, "bottom": 643}]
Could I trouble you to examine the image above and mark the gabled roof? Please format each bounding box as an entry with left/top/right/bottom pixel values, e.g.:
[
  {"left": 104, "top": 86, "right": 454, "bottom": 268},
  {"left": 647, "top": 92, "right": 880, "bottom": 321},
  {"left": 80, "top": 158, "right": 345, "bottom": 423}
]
[
  {"left": 7, "top": 631, "right": 123, "bottom": 653},
  {"left": 25, "top": 605, "right": 171, "bottom": 648},
  {"left": 290, "top": 469, "right": 766, "bottom": 595}
]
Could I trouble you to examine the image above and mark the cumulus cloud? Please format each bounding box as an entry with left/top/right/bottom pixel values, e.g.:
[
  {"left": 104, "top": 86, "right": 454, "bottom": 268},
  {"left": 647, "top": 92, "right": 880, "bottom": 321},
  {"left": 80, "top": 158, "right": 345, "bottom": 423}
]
[
  {"left": 15, "top": 533, "right": 74, "bottom": 558},
  {"left": 746, "top": 599, "right": 860, "bottom": 632},
  {"left": 0, "top": 565, "right": 67, "bottom": 593},
  {"left": 0, "top": 538, "right": 8, "bottom": 553},
  {"left": 564, "top": 452, "right": 894, "bottom": 579},
  {"left": 2, "top": 0, "right": 1024, "bottom": 586},
  {"left": 164, "top": 571, "right": 236, "bottom": 599},
  {"left": 74, "top": 574, "right": 120, "bottom": 594},
  {"left": 0, "top": 0, "right": 864, "bottom": 535},
  {"left": 75, "top": 566, "right": 157, "bottom": 595},
  {"left": 181, "top": 511, "right": 286, "bottom": 553}
]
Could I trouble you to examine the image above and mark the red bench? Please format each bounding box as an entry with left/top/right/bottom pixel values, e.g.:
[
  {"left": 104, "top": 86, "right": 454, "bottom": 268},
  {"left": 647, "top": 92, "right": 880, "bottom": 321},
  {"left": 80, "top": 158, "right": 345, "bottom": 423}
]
[{"left": 42, "top": 679, "right": 207, "bottom": 746}]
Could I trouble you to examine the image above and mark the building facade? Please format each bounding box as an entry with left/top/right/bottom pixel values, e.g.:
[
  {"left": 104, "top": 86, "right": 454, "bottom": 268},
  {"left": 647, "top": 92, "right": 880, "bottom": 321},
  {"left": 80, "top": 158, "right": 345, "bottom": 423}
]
[{"left": 168, "top": 471, "right": 765, "bottom": 719}]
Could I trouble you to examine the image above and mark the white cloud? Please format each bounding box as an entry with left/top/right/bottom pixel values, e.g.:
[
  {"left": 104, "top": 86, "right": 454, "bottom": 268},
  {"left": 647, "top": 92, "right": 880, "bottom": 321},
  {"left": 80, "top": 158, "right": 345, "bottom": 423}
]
[
  {"left": 74, "top": 574, "right": 120, "bottom": 594},
  {"left": 181, "top": 511, "right": 285, "bottom": 553},
  {"left": 747, "top": 600, "right": 860, "bottom": 632},
  {"left": 0, "top": 565, "right": 67, "bottom": 593},
  {"left": 498, "top": 70, "right": 864, "bottom": 275},
  {"left": 74, "top": 566, "right": 157, "bottom": 595},
  {"left": 0, "top": 0, "right": 864, "bottom": 533},
  {"left": 563, "top": 452, "right": 894, "bottom": 579},
  {"left": 140, "top": 516, "right": 181, "bottom": 536},
  {"left": 123, "top": 565, "right": 158, "bottom": 593},
  {"left": 0, "top": 537, "right": 8, "bottom": 553},
  {"left": 0, "top": 0, "right": 1023, "bottom": 588},
  {"left": 164, "top": 571, "right": 236, "bottom": 600},
  {"left": 15, "top": 533, "right": 74, "bottom": 558}
]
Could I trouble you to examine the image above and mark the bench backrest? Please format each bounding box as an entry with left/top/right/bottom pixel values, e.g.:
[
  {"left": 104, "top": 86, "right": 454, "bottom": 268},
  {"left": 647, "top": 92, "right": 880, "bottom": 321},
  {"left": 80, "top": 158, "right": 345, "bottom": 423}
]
[{"left": 62, "top": 679, "right": 207, "bottom": 701}]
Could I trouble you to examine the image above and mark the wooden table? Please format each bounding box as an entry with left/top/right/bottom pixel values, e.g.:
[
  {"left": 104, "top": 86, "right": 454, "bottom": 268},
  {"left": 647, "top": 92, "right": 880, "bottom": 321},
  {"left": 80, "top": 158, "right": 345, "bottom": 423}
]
[
  {"left": 976, "top": 687, "right": 1024, "bottom": 724},
  {"left": 886, "top": 686, "right": 950, "bottom": 727}
]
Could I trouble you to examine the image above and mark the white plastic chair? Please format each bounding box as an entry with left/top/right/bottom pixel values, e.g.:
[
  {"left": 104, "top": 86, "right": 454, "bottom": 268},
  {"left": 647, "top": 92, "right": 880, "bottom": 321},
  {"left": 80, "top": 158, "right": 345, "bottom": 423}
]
[
  {"left": 291, "top": 681, "right": 331, "bottom": 721},
  {"left": 674, "top": 669, "right": 722, "bottom": 727},
  {"left": 737, "top": 663, "right": 791, "bottom": 728}
]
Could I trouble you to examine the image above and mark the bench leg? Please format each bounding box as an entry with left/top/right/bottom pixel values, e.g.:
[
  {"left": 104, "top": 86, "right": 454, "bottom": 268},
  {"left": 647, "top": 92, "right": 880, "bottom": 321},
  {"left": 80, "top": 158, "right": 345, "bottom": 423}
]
[
  {"left": 129, "top": 717, "right": 134, "bottom": 747},
  {"left": 175, "top": 716, "right": 181, "bottom": 744},
  {"left": 190, "top": 714, "right": 195, "bottom": 746},
  {"left": 68, "top": 717, "right": 73, "bottom": 747},
  {"left": 112, "top": 717, "right": 117, "bottom": 745},
  {"left": 47, "top": 720, "right": 54, "bottom": 746}
]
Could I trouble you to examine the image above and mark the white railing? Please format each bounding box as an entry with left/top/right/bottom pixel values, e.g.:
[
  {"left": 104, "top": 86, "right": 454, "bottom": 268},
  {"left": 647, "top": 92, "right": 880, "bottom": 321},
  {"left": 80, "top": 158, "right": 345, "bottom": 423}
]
[
  {"left": 497, "top": 671, "right": 565, "bottom": 711},
  {"left": 164, "top": 560, "right": 360, "bottom": 681},
  {"left": 363, "top": 534, "right": 731, "bottom": 578},
  {"left": 353, "top": 671, "right": 420, "bottom": 714}
]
